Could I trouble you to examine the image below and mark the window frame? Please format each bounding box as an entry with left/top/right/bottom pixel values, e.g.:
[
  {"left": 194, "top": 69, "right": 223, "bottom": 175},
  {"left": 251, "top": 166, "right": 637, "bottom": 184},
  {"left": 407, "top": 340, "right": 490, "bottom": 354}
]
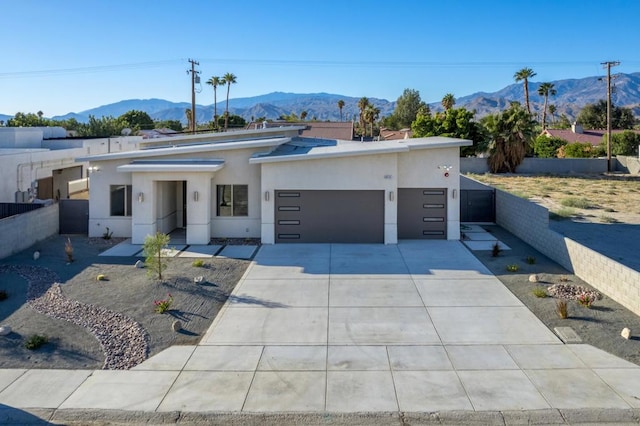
[
  {"left": 216, "top": 184, "right": 248, "bottom": 217},
  {"left": 109, "top": 184, "right": 132, "bottom": 217}
]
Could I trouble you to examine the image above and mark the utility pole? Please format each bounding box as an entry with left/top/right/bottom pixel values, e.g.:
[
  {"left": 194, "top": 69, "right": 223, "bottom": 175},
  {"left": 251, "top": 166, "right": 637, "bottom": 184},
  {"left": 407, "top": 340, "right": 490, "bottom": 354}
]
[
  {"left": 187, "top": 59, "right": 200, "bottom": 133},
  {"left": 601, "top": 60, "right": 620, "bottom": 172}
]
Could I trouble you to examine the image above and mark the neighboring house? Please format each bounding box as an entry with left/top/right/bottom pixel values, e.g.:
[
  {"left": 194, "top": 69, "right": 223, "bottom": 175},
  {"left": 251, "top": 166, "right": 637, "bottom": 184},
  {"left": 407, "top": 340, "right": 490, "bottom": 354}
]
[
  {"left": 246, "top": 121, "right": 354, "bottom": 140},
  {"left": 542, "top": 122, "right": 640, "bottom": 147},
  {"left": 139, "top": 128, "right": 179, "bottom": 139},
  {"left": 78, "top": 127, "right": 471, "bottom": 245},
  {"left": 380, "top": 127, "right": 412, "bottom": 141},
  {"left": 0, "top": 127, "right": 141, "bottom": 202}
]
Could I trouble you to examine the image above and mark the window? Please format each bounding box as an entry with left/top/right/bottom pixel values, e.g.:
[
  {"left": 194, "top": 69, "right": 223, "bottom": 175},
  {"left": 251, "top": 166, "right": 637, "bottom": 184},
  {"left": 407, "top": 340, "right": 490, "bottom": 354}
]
[
  {"left": 110, "top": 185, "right": 132, "bottom": 216},
  {"left": 217, "top": 185, "right": 248, "bottom": 216}
]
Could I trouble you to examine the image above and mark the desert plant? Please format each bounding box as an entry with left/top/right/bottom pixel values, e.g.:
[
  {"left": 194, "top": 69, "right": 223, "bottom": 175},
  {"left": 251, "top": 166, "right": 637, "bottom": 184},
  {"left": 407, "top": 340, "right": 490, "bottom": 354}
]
[
  {"left": 532, "top": 287, "right": 548, "bottom": 298},
  {"left": 559, "top": 275, "right": 570, "bottom": 282},
  {"left": 154, "top": 293, "right": 173, "bottom": 313},
  {"left": 192, "top": 259, "right": 205, "bottom": 268},
  {"left": 560, "top": 197, "right": 595, "bottom": 209},
  {"left": 506, "top": 264, "right": 519, "bottom": 272},
  {"left": 526, "top": 256, "right": 536, "bottom": 264},
  {"left": 577, "top": 293, "right": 595, "bottom": 308},
  {"left": 491, "top": 242, "right": 501, "bottom": 257},
  {"left": 102, "top": 227, "right": 113, "bottom": 240},
  {"left": 96, "top": 274, "right": 107, "bottom": 281},
  {"left": 549, "top": 207, "right": 576, "bottom": 220},
  {"left": 24, "top": 334, "right": 48, "bottom": 350},
  {"left": 64, "top": 238, "right": 74, "bottom": 262},
  {"left": 556, "top": 300, "right": 569, "bottom": 319},
  {"left": 143, "top": 232, "right": 171, "bottom": 280},
  {"left": 0, "top": 290, "right": 7, "bottom": 301}
]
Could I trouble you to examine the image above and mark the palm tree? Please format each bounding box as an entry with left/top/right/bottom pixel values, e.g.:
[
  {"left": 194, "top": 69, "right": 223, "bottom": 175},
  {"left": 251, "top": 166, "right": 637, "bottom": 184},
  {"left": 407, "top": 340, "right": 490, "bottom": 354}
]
[
  {"left": 537, "top": 83, "right": 557, "bottom": 129},
  {"left": 548, "top": 104, "right": 557, "bottom": 124},
  {"left": 185, "top": 108, "right": 193, "bottom": 132},
  {"left": 441, "top": 93, "right": 455, "bottom": 111},
  {"left": 486, "top": 102, "right": 537, "bottom": 173},
  {"left": 221, "top": 72, "right": 237, "bottom": 131},
  {"left": 357, "top": 97, "right": 370, "bottom": 136},
  {"left": 365, "top": 105, "right": 380, "bottom": 137},
  {"left": 206, "top": 76, "right": 222, "bottom": 130},
  {"left": 300, "top": 110, "right": 308, "bottom": 121},
  {"left": 337, "top": 99, "right": 345, "bottom": 121},
  {"left": 514, "top": 68, "right": 537, "bottom": 114}
]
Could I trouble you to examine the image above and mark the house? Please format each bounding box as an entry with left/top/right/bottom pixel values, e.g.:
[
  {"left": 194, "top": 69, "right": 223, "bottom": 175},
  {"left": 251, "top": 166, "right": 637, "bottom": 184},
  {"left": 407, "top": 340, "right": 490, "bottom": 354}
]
[
  {"left": 0, "top": 127, "right": 141, "bottom": 202},
  {"left": 380, "top": 127, "right": 412, "bottom": 141},
  {"left": 542, "top": 122, "right": 640, "bottom": 147},
  {"left": 246, "top": 121, "right": 354, "bottom": 140},
  {"left": 78, "top": 127, "right": 471, "bottom": 245}
]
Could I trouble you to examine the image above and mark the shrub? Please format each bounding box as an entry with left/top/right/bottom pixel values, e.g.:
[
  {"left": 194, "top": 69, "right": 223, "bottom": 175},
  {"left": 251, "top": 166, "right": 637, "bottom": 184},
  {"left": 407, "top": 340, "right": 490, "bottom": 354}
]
[
  {"left": 102, "top": 227, "right": 113, "bottom": 240},
  {"left": 192, "top": 259, "right": 205, "bottom": 268},
  {"left": 533, "top": 135, "right": 567, "bottom": 158},
  {"left": 154, "top": 293, "right": 173, "bottom": 314},
  {"left": 556, "top": 300, "right": 569, "bottom": 319},
  {"left": 526, "top": 256, "right": 536, "bottom": 265},
  {"left": 64, "top": 238, "right": 74, "bottom": 262},
  {"left": 558, "top": 142, "right": 603, "bottom": 158},
  {"left": 24, "top": 334, "right": 48, "bottom": 350},
  {"left": 560, "top": 197, "right": 594, "bottom": 209},
  {"left": 532, "top": 287, "right": 548, "bottom": 298},
  {"left": 0, "top": 290, "right": 7, "bottom": 301},
  {"left": 506, "top": 264, "right": 519, "bottom": 272},
  {"left": 577, "top": 293, "right": 595, "bottom": 308},
  {"left": 550, "top": 207, "right": 576, "bottom": 220},
  {"left": 491, "top": 242, "right": 501, "bottom": 257},
  {"left": 609, "top": 130, "right": 640, "bottom": 156},
  {"left": 143, "top": 232, "right": 171, "bottom": 280}
]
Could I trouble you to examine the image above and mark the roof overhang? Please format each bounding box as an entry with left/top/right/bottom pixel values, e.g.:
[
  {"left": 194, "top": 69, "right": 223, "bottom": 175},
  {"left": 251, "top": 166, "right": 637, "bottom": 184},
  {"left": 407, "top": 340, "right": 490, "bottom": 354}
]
[{"left": 117, "top": 159, "right": 225, "bottom": 173}]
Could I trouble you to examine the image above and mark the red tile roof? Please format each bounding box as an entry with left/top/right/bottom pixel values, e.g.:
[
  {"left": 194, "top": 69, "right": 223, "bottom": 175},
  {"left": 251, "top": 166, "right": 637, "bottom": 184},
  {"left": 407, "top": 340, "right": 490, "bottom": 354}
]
[{"left": 542, "top": 129, "right": 640, "bottom": 147}]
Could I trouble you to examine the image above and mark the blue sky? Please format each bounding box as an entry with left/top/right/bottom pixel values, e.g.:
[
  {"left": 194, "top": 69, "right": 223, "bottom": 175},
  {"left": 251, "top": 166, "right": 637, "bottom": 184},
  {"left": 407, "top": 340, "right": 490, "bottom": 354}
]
[{"left": 1, "top": 0, "right": 639, "bottom": 117}]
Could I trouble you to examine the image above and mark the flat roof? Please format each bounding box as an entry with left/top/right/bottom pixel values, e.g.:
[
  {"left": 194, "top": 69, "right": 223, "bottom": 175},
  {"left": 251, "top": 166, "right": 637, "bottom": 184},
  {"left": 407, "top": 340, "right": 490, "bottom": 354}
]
[
  {"left": 249, "top": 136, "right": 472, "bottom": 164},
  {"left": 77, "top": 137, "right": 291, "bottom": 162},
  {"left": 117, "top": 159, "right": 225, "bottom": 173}
]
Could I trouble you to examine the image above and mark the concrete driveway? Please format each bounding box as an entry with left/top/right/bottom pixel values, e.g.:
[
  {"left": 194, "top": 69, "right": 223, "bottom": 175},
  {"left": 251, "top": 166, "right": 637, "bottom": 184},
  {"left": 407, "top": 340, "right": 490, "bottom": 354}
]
[{"left": 3, "top": 241, "right": 640, "bottom": 421}]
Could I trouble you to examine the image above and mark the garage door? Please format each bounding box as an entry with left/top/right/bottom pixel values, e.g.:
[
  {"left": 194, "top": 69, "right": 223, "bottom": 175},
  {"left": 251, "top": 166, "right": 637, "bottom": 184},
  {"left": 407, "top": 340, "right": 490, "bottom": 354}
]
[
  {"left": 275, "top": 190, "right": 384, "bottom": 243},
  {"left": 398, "top": 188, "right": 447, "bottom": 239}
]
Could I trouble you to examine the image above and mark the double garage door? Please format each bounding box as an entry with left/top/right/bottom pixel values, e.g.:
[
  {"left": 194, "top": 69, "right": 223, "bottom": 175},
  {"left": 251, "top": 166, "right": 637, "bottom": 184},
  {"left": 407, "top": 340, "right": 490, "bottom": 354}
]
[{"left": 274, "top": 188, "right": 447, "bottom": 243}]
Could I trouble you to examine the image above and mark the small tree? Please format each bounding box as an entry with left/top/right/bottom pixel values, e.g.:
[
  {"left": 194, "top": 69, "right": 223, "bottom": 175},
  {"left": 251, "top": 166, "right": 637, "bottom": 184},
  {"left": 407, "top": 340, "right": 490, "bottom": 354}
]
[
  {"left": 609, "top": 131, "right": 640, "bottom": 156},
  {"left": 533, "top": 135, "right": 567, "bottom": 158},
  {"left": 143, "top": 232, "right": 170, "bottom": 280}
]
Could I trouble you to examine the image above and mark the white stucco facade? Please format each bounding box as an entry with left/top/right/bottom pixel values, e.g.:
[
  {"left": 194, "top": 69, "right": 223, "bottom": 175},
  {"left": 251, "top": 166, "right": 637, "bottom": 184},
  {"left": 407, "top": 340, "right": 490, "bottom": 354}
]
[{"left": 78, "top": 129, "right": 471, "bottom": 245}]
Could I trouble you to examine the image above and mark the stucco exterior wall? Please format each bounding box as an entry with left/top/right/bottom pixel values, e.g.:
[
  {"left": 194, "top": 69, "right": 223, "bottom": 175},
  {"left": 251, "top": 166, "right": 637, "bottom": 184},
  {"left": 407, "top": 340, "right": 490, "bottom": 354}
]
[{"left": 0, "top": 203, "right": 59, "bottom": 260}]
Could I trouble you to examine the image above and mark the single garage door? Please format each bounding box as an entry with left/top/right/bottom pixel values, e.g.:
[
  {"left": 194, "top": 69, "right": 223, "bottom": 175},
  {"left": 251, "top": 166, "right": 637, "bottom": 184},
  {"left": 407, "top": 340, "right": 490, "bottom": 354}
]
[
  {"left": 398, "top": 188, "right": 447, "bottom": 239},
  {"left": 275, "top": 190, "right": 384, "bottom": 243}
]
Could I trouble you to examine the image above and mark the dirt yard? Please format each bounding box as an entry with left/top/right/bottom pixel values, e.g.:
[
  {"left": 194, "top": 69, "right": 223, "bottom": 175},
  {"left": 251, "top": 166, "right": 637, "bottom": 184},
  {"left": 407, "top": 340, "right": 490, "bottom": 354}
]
[{"left": 466, "top": 173, "right": 640, "bottom": 224}]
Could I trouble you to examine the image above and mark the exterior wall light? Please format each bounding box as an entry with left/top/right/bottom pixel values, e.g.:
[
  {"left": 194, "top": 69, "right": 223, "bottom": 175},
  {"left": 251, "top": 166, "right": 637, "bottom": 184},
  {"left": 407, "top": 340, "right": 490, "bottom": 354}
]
[
  {"left": 438, "top": 164, "right": 453, "bottom": 177},
  {"left": 194, "top": 191, "right": 199, "bottom": 202},
  {"left": 389, "top": 191, "right": 395, "bottom": 202},
  {"left": 138, "top": 192, "right": 144, "bottom": 203},
  {"left": 264, "top": 191, "right": 270, "bottom": 201}
]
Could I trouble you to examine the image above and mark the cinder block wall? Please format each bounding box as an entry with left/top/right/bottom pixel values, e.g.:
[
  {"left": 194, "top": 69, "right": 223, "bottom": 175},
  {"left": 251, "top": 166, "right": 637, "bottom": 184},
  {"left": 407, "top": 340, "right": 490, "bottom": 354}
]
[
  {"left": 496, "top": 189, "right": 640, "bottom": 316},
  {"left": 0, "top": 204, "right": 59, "bottom": 259}
]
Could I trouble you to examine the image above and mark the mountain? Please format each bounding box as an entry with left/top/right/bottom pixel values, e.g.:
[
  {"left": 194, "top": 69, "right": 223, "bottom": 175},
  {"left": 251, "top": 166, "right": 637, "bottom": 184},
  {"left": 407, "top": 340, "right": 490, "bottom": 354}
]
[{"left": 5, "top": 72, "right": 640, "bottom": 125}]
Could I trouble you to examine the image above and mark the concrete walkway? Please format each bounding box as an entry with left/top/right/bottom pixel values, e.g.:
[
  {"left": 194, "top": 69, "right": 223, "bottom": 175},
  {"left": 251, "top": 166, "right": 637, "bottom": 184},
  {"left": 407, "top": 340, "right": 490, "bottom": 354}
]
[{"left": 2, "top": 241, "right": 640, "bottom": 423}]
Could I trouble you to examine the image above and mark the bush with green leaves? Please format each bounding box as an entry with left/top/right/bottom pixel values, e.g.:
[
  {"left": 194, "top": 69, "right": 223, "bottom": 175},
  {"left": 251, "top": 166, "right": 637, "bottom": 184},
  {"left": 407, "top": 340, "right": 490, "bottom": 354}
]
[
  {"left": 25, "top": 334, "right": 48, "bottom": 350},
  {"left": 607, "top": 131, "right": 640, "bottom": 156},
  {"left": 533, "top": 135, "right": 567, "bottom": 158},
  {"left": 143, "top": 232, "right": 171, "bottom": 280},
  {"left": 558, "top": 142, "right": 605, "bottom": 158}
]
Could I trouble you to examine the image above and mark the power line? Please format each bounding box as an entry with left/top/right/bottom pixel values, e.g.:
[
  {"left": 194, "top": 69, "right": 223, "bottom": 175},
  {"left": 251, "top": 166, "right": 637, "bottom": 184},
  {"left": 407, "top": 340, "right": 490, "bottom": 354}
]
[{"left": 0, "top": 59, "right": 184, "bottom": 79}]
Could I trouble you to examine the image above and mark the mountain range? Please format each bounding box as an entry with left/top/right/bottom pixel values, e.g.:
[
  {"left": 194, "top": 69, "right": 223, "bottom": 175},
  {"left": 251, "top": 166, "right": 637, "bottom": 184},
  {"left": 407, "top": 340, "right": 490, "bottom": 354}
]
[{"left": 2, "top": 72, "right": 639, "bottom": 125}]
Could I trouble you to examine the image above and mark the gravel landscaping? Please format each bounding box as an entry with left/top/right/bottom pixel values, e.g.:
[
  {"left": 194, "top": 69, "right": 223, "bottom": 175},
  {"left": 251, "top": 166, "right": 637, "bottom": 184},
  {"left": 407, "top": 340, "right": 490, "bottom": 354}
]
[{"left": 0, "top": 235, "right": 250, "bottom": 370}]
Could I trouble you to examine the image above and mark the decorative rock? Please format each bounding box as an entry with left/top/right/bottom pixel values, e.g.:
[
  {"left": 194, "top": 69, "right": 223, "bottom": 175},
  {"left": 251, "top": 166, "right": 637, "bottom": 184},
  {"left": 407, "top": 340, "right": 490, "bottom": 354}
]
[
  {"left": 621, "top": 327, "right": 631, "bottom": 340},
  {"left": 135, "top": 260, "right": 144, "bottom": 269},
  {"left": 33, "top": 251, "right": 40, "bottom": 261},
  {"left": 0, "top": 325, "right": 11, "bottom": 336},
  {"left": 529, "top": 274, "right": 539, "bottom": 283},
  {"left": 194, "top": 276, "right": 204, "bottom": 284},
  {"left": 172, "top": 320, "right": 182, "bottom": 332}
]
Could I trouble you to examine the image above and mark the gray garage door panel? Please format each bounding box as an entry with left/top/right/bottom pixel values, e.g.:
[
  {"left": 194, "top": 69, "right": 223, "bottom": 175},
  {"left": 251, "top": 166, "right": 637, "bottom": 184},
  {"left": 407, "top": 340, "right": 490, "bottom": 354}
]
[
  {"left": 398, "top": 188, "right": 447, "bottom": 239},
  {"left": 275, "top": 190, "right": 384, "bottom": 243}
]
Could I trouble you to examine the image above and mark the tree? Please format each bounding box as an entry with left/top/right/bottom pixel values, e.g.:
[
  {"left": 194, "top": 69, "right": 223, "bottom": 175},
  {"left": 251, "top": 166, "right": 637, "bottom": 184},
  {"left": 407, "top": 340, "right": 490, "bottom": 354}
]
[
  {"left": 485, "top": 102, "right": 537, "bottom": 173},
  {"left": 577, "top": 100, "right": 636, "bottom": 130},
  {"left": 548, "top": 104, "right": 557, "bottom": 124},
  {"left": 185, "top": 109, "right": 193, "bottom": 132},
  {"left": 215, "top": 114, "right": 246, "bottom": 129},
  {"left": 412, "top": 107, "right": 489, "bottom": 156},
  {"left": 206, "top": 76, "right": 222, "bottom": 130},
  {"left": 76, "top": 115, "right": 128, "bottom": 137},
  {"left": 143, "top": 232, "right": 171, "bottom": 280},
  {"left": 514, "top": 67, "right": 537, "bottom": 114},
  {"left": 537, "top": 83, "right": 556, "bottom": 129},
  {"left": 357, "top": 97, "right": 370, "bottom": 136},
  {"left": 609, "top": 130, "right": 640, "bottom": 156},
  {"left": 558, "top": 142, "right": 604, "bottom": 158},
  {"left": 363, "top": 104, "right": 380, "bottom": 137},
  {"left": 300, "top": 110, "right": 308, "bottom": 121},
  {"left": 337, "top": 99, "right": 345, "bottom": 121},
  {"left": 441, "top": 93, "right": 455, "bottom": 111},
  {"left": 533, "top": 135, "right": 567, "bottom": 158},
  {"left": 154, "top": 119, "right": 183, "bottom": 132},
  {"left": 221, "top": 72, "right": 237, "bottom": 131},
  {"left": 7, "top": 112, "right": 51, "bottom": 127},
  {"left": 392, "top": 88, "right": 427, "bottom": 129},
  {"left": 119, "top": 110, "right": 154, "bottom": 132}
]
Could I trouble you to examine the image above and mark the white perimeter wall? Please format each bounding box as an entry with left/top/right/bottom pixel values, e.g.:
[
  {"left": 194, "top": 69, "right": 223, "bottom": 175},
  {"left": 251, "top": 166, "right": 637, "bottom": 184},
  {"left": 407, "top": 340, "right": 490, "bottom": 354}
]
[{"left": 0, "top": 203, "right": 59, "bottom": 259}]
